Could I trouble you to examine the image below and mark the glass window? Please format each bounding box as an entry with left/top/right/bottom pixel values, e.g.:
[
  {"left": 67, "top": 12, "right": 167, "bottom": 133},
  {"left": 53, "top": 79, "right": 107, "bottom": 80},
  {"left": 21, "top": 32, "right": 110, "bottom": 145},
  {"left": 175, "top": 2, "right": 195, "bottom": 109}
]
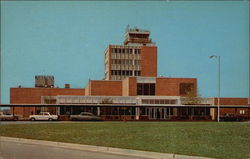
[
  {"left": 137, "top": 83, "right": 155, "bottom": 96},
  {"left": 149, "top": 100, "right": 154, "bottom": 104},
  {"left": 170, "top": 100, "right": 176, "bottom": 104},
  {"left": 165, "top": 100, "right": 169, "bottom": 104},
  {"left": 137, "top": 83, "right": 143, "bottom": 95},
  {"left": 129, "top": 71, "right": 132, "bottom": 76},
  {"left": 129, "top": 49, "right": 133, "bottom": 54},
  {"left": 155, "top": 100, "right": 160, "bottom": 104},
  {"left": 160, "top": 100, "right": 164, "bottom": 104},
  {"left": 142, "top": 99, "right": 149, "bottom": 104}
]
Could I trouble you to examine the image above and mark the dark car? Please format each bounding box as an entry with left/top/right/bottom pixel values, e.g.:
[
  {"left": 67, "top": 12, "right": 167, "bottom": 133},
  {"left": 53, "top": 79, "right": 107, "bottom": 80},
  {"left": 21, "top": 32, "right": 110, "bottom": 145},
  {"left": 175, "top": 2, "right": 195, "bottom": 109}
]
[
  {"left": 70, "top": 112, "right": 102, "bottom": 121},
  {"left": 221, "top": 113, "right": 243, "bottom": 122}
]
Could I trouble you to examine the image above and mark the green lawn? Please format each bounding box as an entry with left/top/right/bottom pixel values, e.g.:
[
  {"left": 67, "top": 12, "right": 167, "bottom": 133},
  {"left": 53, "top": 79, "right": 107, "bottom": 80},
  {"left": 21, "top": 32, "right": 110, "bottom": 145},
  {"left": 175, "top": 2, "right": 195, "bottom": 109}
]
[{"left": 0, "top": 122, "right": 249, "bottom": 159}]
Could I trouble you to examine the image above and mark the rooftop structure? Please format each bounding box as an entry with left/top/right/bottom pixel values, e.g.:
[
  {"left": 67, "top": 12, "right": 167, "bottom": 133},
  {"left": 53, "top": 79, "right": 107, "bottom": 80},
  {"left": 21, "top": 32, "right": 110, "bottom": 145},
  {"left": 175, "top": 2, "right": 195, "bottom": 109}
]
[{"left": 124, "top": 28, "right": 154, "bottom": 46}]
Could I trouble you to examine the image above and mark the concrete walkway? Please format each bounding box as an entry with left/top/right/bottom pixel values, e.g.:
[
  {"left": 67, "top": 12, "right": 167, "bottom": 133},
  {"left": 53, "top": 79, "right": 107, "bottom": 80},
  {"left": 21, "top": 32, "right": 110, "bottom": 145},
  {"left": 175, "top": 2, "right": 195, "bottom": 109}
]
[{"left": 0, "top": 136, "right": 213, "bottom": 159}]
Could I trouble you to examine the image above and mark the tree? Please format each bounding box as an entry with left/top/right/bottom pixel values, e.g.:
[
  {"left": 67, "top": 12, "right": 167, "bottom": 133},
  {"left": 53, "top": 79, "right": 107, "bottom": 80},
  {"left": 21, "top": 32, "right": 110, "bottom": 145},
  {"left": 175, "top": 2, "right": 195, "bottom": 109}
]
[
  {"left": 182, "top": 87, "right": 202, "bottom": 105},
  {"left": 101, "top": 98, "right": 113, "bottom": 104}
]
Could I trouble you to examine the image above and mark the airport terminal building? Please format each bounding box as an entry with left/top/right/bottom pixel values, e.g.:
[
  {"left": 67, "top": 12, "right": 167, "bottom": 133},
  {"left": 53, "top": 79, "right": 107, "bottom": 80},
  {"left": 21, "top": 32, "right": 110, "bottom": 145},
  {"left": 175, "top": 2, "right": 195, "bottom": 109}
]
[{"left": 8, "top": 28, "right": 249, "bottom": 120}]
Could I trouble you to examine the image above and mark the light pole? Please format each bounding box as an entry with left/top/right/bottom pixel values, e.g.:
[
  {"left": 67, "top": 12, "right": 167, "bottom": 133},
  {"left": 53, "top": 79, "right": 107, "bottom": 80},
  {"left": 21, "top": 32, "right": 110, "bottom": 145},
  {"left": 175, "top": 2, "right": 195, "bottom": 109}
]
[{"left": 209, "top": 55, "right": 220, "bottom": 122}]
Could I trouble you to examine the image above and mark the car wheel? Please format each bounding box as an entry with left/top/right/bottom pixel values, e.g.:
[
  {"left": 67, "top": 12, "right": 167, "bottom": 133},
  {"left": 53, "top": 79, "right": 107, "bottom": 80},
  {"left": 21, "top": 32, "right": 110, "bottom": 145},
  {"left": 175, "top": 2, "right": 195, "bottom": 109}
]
[
  {"left": 31, "top": 118, "right": 36, "bottom": 121},
  {"left": 48, "top": 118, "right": 53, "bottom": 121}
]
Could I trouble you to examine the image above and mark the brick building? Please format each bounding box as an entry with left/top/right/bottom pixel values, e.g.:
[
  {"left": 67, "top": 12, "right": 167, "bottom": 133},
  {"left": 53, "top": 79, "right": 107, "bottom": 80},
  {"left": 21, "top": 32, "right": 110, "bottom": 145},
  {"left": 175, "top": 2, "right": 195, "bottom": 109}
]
[{"left": 8, "top": 27, "right": 249, "bottom": 120}]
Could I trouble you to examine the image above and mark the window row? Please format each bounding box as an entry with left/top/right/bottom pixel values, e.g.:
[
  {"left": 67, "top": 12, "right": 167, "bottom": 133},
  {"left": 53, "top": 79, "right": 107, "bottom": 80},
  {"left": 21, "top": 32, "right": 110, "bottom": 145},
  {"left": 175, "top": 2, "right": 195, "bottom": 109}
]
[
  {"left": 111, "top": 70, "right": 141, "bottom": 76},
  {"left": 141, "top": 99, "right": 177, "bottom": 105},
  {"left": 112, "top": 48, "right": 141, "bottom": 54},
  {"left": 111, "top": 59, "right": 141, "bottom": 65}
]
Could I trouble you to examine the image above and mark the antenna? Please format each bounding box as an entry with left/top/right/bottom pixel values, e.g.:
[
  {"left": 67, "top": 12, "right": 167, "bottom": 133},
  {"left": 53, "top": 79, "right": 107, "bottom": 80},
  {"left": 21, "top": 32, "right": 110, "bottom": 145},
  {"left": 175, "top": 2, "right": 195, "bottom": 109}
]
[{"left": 126, "top": 24, "right": 130, "bottom": 31}]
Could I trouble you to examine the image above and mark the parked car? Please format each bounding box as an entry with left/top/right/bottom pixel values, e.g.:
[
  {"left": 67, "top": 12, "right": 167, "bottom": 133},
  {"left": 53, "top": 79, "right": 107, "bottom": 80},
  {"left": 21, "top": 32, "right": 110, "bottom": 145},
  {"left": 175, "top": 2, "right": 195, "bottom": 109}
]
[
  {"left": 70, "top": 112, "right": 102, "bottom": 121},
  {"left": 29, "top": 112, "right": 58, "bottom": 121},
  {"left": 0, "top": 112, "right": 19, "bottom": 121},
  {"left": 220, "top": 113, "right": 243, "bottom": 122}
]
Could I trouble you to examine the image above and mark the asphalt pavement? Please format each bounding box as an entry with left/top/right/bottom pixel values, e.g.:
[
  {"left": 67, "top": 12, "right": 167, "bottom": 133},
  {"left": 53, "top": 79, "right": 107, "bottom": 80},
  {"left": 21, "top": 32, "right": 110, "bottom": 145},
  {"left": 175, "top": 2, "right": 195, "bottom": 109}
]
[
  {"left": 0, "top": 140, "right": 149, "bottom": 159},
  {"left": 0, "top": 121, "right": 70, "bottom": 125}
]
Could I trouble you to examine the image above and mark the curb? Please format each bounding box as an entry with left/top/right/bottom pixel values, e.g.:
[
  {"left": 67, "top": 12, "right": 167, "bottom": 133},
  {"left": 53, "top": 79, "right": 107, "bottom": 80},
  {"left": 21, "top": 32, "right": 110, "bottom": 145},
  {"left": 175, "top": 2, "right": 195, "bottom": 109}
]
[{"left": 0, "top": 136, "right": 213, "bottom": 159}]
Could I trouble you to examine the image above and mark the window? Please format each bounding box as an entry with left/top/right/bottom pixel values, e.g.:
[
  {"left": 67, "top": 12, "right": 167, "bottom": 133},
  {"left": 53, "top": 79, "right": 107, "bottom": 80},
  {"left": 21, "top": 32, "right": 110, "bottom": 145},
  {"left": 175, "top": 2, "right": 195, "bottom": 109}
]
[
  {"left": 240, "top": 110, "right": 245, "bottom": 114},
  {"left": 117, "top": 59, "right": 121, "bottom": 64},
  {"left": 129, "top": 49, "right": 133, "bottom": 54},
  {"left": 135, "top": 60, "right": 141, "bottom": 65},
  {"left": 125, "top": 49, "right": 128, "bottom": 53},
  {"left": 129, "top": 71, "right": 133, "bottom": 76},
  {"left": 165, "top": 100, "right": 169, "bottom": 104},
  {"left": 118, "top": 70, "right": 121, "bottom": 75},
  {"left": 142, "top": 99, "right": 149, "bottom": 104},
  {"left": 170, "top": 100, "right": 176, "bottom": 104},
  {"left": 121, "top": 59, "right": 125, "bottom": 64},
  {"left": 137, "top": 83, "right": 155, "bottom": 95},
  {"left": 134, "top": 71, "right": 141, "bottom": 76},
  {"left": 111, "top": 70, "right": 118, "bottom": 75},
  {"left": 134, "top": 49, "right": 138, "bottom": 54},
  {"left": 129, "top": 60, "right": 133, "bottom": 65},
  {"left": 160, "top": 100, "right": 164, "bottom": 104},
  {"left": 126, "top": 71, "right": 129, "bottom": 76},
  {"left": 125, "top": 60, "right": 129, "bottom": 65},
  {"left": 155, "top": 100, "right": 160, "bottom": 104},
  {"left": 122, "top": 70, "right": 125, "bottom": 75}
]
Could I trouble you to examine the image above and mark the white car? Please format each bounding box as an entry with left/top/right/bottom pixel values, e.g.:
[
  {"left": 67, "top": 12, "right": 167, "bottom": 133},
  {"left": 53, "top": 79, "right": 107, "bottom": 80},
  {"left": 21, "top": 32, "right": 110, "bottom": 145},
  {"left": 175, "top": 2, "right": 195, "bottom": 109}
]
[
  {"left": 29, "top": 112, "right": 58, "bottom": 121},
  {"left": 0, "top": 112, "right": 19, "bottom": 121}
]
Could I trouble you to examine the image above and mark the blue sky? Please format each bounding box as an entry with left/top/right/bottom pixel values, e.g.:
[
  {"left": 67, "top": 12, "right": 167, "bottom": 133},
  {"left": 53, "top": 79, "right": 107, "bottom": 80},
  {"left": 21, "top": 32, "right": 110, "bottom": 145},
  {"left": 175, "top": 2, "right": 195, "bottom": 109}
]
[{"left": 1, "top": 1, "right": 249, "bottom": 104}]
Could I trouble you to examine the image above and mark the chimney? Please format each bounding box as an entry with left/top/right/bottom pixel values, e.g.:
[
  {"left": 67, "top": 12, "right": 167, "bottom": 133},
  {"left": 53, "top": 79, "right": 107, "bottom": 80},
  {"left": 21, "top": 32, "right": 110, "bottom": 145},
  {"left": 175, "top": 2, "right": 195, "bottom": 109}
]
[{"left": 65, "top": 84, "right": 70, "bottom": 88}]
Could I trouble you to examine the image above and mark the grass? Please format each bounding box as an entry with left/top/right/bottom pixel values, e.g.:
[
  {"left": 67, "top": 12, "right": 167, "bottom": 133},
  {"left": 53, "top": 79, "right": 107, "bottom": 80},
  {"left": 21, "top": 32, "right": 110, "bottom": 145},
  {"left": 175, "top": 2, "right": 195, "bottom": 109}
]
[{"left": 0, "top": 122, "right": 249, "bottom": 159}]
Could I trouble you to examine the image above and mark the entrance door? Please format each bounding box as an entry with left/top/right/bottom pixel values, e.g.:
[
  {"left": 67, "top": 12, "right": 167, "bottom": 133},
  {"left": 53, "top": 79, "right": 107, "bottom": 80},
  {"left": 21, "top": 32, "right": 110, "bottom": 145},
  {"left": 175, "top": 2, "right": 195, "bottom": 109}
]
[{"left": 148, "top": 108, "right": 167, "bottom": 120}]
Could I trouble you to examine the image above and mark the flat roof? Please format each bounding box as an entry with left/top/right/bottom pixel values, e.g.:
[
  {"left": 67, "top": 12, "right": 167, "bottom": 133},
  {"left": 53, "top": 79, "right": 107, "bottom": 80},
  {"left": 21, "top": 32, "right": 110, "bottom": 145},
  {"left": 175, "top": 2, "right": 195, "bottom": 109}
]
[{"left": 1, "top": 104, "right": 249, "bottom": 108}]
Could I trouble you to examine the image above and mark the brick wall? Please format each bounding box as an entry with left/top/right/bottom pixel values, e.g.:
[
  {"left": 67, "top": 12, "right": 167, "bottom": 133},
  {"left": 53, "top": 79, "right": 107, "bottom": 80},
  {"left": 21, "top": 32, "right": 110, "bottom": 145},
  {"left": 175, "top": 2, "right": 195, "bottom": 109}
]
[
  {"left": 212, "top": 108, "right": 249, "bottom": 119},
  {"left": 210, "top": 98, "right": 249, "bottom": 120},
  {"left": 156, "top": 77, "right": 197, "bottom": 96},
  {"left": 140, "top": 46, "right": 157, "bottom": 77},
  {"left": 128, "top": 77, "right": 137, "bottom": 96},
  {"left": 10, "top": 88, "right": 85, "bottom": 118},
  {"left": 89, "top": 80, "right": 122, "bottom": 96},
  {"left": 10, "top": 88, "right": 85, "bottom": 104},
  {"left": 122, "top": 78, "right": 129, "bottom": 96},
  {"left": 212, "top": 98, "right": 248, "bottom": 105}
]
